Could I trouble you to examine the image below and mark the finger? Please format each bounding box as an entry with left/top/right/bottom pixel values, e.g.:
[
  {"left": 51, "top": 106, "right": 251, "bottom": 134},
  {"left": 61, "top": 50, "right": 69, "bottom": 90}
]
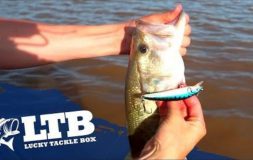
[
  {"left": 182, "top": 36, "right": 191, "bottom": 47},
  {"left": 180, "top": 48, "right": 187, "bottom": 56},
  {"left": 157, "top": 100, "right": 187, "bottom": 118},
  {"left": 163, "top": 4, "right": 183, "bottom": 23},
  {"left": 179, "top": 84, "right": 188, "bottom": 118},
  {"left": 157, "top": 101, "right": 168, "bottom": 118},
  {"left": 184, "top": 24, "right": 191, "bottom": 36},
  {"left": 156, "top": 101, "right": 164, "bottom": 107},
  {"left": 185, "top": 13, "right": 190, "bottom": 23},
  {"left": 183, "top": 96, "right": 205, "bottom": 123}
]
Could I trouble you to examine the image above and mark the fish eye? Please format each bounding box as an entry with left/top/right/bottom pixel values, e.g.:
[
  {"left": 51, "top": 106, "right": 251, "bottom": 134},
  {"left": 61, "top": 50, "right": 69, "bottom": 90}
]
[{"left": 138, "top": 44, "right": 148, "bottom": 54}]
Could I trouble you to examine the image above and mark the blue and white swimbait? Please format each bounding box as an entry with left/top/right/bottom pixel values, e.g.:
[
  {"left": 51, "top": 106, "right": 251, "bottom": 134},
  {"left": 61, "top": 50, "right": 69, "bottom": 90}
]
[{"left": 143, "top": 81, "right": 204, "bottom": 101}]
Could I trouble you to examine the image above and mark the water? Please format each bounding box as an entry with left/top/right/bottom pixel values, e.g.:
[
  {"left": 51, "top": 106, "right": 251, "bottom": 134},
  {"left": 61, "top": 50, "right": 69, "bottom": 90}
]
[{"left": 0, "top": 0, "right": 253, "bottom": 159}]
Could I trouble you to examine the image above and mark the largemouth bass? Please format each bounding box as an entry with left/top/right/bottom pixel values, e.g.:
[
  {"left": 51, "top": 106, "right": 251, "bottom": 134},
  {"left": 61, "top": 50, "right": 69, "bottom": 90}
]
[{"left": 125, "top": 12, "right": 186, "bottom": 158}]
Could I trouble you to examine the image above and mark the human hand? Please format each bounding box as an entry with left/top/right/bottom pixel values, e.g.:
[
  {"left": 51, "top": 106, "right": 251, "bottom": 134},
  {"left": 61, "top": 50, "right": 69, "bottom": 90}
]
[
  {"left": 137, "top": 4, "right": 191, "bottom": 56},
  {"left": 139, "top": 95, "right": 206, "bottom": 159}
]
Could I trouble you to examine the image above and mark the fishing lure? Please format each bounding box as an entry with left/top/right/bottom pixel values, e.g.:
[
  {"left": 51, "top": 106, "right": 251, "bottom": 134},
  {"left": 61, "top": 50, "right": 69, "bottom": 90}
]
[{"left": 143, "top": 81, "right": 204, "bottom": 101}]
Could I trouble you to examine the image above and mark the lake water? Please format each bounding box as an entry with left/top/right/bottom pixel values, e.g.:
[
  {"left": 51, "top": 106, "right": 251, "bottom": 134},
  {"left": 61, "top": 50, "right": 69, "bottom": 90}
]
[{"left": 0, "top": 0, "right": 253, "bottom": 159}]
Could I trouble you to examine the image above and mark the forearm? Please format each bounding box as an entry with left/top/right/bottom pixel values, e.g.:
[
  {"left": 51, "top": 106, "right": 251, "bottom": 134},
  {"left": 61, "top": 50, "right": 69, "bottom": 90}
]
[{"left": 0, "top": 18, "right": 133, "bottom": 69}]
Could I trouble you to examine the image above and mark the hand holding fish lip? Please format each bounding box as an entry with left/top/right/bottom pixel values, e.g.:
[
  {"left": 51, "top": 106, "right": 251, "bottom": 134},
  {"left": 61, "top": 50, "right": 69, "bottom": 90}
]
[{"left": 128, "top": 4, "right": 191, "bottom": 56}]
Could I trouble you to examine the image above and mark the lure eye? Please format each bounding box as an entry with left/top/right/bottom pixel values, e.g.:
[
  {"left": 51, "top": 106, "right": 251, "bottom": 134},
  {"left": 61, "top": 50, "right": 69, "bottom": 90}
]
[
  {"left": 187, "top": 87, "right": 194, "bottom": 93},
  {"left": 138, "top": 44, "right": 148, "bottom": 54}
]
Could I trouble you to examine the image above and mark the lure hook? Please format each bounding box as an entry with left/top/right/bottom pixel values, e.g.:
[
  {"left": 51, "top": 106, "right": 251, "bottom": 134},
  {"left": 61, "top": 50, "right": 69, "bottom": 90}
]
[{"left": 141, "top": 98, "right": 153, "bottom": 114}]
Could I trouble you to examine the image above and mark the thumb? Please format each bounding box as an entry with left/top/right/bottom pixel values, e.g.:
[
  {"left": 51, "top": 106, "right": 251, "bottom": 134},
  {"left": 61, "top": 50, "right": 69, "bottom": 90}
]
[
  {"left": 164, "top": 4, "right": 183, "bottom": 23},
  {"left": 183, "top": 96, "right": 205, "bottom": 123}
]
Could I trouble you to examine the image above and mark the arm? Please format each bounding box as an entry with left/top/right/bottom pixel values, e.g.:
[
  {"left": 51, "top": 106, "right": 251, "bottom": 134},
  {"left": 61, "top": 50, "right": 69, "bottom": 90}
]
[
  {"left": 0, "top": 19, "right": 131, "bottom": 69},
  {"left": 0, "top": 4, "right": 190, "bottom": 69}
]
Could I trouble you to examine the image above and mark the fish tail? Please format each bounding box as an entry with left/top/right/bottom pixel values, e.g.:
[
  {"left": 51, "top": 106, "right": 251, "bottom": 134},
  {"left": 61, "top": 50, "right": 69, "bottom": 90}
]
[{"left": 2, "top": 137, "right": 14, "bottom": 151}]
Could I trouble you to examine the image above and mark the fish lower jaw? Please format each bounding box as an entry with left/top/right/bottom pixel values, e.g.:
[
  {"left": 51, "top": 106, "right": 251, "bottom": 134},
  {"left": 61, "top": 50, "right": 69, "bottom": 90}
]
[{"left": 144, "top": 80, "right": 185, "bottom": 94}]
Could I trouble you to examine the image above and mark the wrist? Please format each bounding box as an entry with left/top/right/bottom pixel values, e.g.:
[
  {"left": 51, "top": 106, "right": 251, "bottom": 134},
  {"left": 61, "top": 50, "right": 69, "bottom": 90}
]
[{"left": 139, "top": 137, "right": 187, "bottom": 160}]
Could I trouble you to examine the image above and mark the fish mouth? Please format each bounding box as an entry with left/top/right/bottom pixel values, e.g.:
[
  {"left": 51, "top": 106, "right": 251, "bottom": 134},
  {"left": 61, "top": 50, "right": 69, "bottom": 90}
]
[
  {"left": 142, "top": 82, "right": 186, "bottom": 100},
  {"left": 157, "top": 81, "right": 186, "bottom": 93},
  {"left": 7, "top": 119, "right": 19, "bottom": 135},
  {"left": 135, "top": 19, "right": 176, "bottom": 37},
  {"left": 142, "top": 78, "right": 185, "bottom": 94},
  {"left": 1, "top": 119, "right": 20, "bottom": 136}
]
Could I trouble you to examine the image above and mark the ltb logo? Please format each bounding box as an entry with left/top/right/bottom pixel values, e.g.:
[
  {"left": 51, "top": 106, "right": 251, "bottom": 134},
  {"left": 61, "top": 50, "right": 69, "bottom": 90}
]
[
  {"left": 0, "top": 110, "right": 95, "bottom": 151},
  {"left": 0, "top": 118, "right": 20, "bottom": 151}
]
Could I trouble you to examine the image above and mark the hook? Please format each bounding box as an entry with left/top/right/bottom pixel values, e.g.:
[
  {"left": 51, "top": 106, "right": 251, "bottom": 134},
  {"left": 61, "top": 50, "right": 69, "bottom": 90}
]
[{"left": 141, "top": 98, "right": 153, "bottom": 114}]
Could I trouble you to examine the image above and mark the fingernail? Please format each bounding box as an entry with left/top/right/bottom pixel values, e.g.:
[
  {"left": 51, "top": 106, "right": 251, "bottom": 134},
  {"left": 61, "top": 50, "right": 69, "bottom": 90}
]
[
  {"left": 179, "top": 83, "right": 187, "bottom": 88},
  {"left": 175, "top": 4, "right": 183, "bottom": 11}
]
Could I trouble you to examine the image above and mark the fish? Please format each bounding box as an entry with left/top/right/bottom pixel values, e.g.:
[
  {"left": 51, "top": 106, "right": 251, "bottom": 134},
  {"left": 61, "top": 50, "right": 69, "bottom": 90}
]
[
  {"left": 143, "top": 81, "right": 204, "bottom": 101},
  {"left": 125, "top": 12, "right": 187, "bottom": 158},
  {"left": 0, "top": 118, "right": 20, "bottom": 151}
]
